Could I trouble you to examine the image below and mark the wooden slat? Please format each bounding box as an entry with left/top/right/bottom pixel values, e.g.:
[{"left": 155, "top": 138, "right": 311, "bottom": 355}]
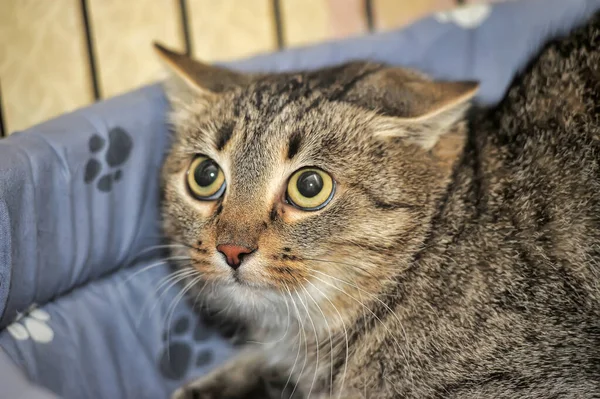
[
  {"left": 280, "top": 0, "right": 367, "bottom": 47},
  {"left": 280, "top": 0, "right": 329, "bottom": 47},
  {"left": 0, "top": 0, "right": 93, "bottom": 133},
  {"left": 372, "top": 0, "right": 455, "bottom": 31},
  {"left": 328, "top": 0, "right": 368, "bottom": 40},
  {"left": 0, "top": 82, "right": 6, "bottom": 137},
  {"left": 187, "top": 0, "right": 277, "bottom": 62},
  {"left": 88, "top": 0, "right": 184, "bottom": 99},
  {"left": 465, "top": 0, "right": 507, "bottom": 3}
]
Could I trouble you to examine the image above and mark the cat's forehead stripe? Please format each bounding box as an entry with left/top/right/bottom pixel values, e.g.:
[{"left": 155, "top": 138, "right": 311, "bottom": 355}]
[
  {"left": 286, "top": 131, "right": 303, "bottom": 160},
  {"left": 215, "top": 121, "right": 235, "bottom": 151}
]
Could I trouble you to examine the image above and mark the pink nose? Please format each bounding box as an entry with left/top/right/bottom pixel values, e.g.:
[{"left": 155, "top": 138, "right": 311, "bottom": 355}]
[{"left": 217, "top": 244, "right": 255, "bottom": 269}]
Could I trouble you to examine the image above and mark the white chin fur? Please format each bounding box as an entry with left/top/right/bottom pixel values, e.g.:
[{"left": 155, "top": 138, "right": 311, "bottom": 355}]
[{"left": 201, "top": 282, "right": 290, "bottom": 328}]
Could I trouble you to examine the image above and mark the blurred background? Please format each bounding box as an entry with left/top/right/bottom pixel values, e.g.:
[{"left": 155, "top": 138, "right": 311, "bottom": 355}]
[{"left": 0, "top": 0, "right": 506, "bottom": 136}]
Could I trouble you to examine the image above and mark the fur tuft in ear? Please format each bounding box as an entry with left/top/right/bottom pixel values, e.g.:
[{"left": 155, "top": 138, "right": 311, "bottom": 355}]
[{"left": 153, "top": 42, "right": 251, "bottom": 105}]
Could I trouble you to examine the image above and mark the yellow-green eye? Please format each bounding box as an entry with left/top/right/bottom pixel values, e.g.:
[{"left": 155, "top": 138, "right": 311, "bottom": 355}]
[
  {"left": 286, "top": 168, "right": 335, "bottom": 211},
  {"left": 186, "top": 156, "right": 226, "bottom": 200}
]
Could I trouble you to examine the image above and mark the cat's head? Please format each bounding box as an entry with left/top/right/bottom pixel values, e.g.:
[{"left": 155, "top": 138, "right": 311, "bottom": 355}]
[{"left": 155, "top": 43, "right": 478, "bottom": 328}]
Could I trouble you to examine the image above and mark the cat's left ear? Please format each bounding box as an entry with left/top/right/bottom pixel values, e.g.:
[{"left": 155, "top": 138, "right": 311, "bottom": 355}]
[
  {"left": 153, "top": 42, "right": 251, "bottom": 104},
  {"left": 352, "top": 67, "right": 479, "bottom": 150}
]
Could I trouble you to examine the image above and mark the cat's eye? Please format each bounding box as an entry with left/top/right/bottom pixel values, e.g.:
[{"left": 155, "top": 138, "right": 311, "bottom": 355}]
[
  {"left": 186, "top": 156, "right": 226, "bottom": 200},
  {"left": 286, "top": 168, "right": 335, "bottom": 211}
]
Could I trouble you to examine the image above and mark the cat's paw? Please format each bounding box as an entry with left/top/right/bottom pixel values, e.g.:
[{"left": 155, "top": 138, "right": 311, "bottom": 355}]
[
  {"left": 169, "top": 386, "right": 189, "bottom": 399},
  {"left": 169, "top": 378, "right": 231, "bottom": 399},
  {"left": 170, "top": 373, "right": 273, "bottom": 399},
  {"left": 170, "top": 386, "right": 217, "bottom": 399}
]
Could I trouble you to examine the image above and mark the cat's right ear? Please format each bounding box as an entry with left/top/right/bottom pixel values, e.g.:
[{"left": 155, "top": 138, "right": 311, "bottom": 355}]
[{"left": 153, "top": 42, "right": 250, "bottom": 104}]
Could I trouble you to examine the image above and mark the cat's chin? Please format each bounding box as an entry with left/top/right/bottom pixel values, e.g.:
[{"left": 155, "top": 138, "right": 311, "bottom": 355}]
[
  {"left": 201, "top": 278, "right": 288, "bottom": 317},
  {"left": 211, "top": 260, "right": 290, "bottom": 292},
  {"left": 204, "top": 270, "right": 271, "bottom": 290},
  {"left": 223, "top": 277, "right": 284, "bottom": 297},
  {"left": 229, "top": 270, "right": 261, "bottom": 288}
]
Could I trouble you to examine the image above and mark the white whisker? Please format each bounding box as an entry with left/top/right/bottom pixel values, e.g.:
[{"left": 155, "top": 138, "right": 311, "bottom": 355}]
[
  {"left": 298, "top": 286, "right": 319, "bottom": 399},
  {"left": 165, "top": 274, "right": 203, "bottom": 364},
  {"left": 282, "top": 285, "right": 303, "bottom": 399},
  {"left": 308, "top": 273, "right": 413, "bottom": 389},
  {"left": 304, "top": 279, "right": 349, "bottom": 399},
  {"left": 302, "top": 285, "right": 335, "bottom": 398},
  {"left": 134, "top": 243, "right": 189, "bottom": 257},
  {"left": 121, "top": 255, "right": 190, "bottom": 285},
  {"left": 137, "top": 268, "right": 196, "bottom": 326},
  {"left": 309, "top": 268, "right": 415, "bottom": 386},
  {"left": 191, "top": 280, "right": 210, "bottom": 311}
]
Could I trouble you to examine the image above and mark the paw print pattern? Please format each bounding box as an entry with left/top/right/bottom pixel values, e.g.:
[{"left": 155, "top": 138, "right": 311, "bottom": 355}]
[
  {"left": 84, "top": 127, "right": 133, "bottom": 192},
  {"left": 434, "top": 3, "right": 492, "bottom": 29},
  {"left": 159, "top": 314, "right": 215, "bottom": 380},
  {"left": 6, "top": 307, "right": 54, "bottom": 344}
]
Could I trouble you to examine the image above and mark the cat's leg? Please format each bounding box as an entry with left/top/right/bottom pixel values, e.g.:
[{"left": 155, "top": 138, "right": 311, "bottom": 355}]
[
  {"left": 170, "top": 350, "right": 298, "bottom": 399},
  {"left": 170, "top": 350, "right": 264, "bottom": 399}
]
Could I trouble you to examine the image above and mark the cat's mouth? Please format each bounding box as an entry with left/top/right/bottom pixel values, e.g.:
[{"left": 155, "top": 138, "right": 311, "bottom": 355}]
[
  {"left": 230, "top": 270, "right": 245, "bottom": 285},
  {"left": 216, "top": 258, "right": 292, "bottom": 291},
  {"left": 226, "top": 268, "right": 271, "bottom": 289},
  {"left": 215, "top": 257, "right": 266, "bottom": 289},
  {"left": 198, "top": 247, "right": 305, "bottom": 291}
]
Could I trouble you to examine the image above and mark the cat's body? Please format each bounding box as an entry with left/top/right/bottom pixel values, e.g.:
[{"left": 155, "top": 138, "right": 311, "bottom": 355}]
[
  {"left": 340, "top": 16, "right": 600, "bottom": 398},
  {"left": 157, "top": 11, "right": 600, "bottom": 399}
]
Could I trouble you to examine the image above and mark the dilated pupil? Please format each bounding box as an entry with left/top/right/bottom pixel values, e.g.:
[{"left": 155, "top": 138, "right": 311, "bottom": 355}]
[
  {"left": 195, "top": 160, "right": 219, "bottom": 187},
  {"left": 297, "top": 171, "right": 323, "bottom": 198}
]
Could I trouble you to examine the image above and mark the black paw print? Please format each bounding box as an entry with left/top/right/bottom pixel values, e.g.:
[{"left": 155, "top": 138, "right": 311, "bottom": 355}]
[
  {"left": 84, "top": 127, "right": 133, "bottom": 192},
  {"left": 159, "top": 314, "right": 215, "bottom": 380}
]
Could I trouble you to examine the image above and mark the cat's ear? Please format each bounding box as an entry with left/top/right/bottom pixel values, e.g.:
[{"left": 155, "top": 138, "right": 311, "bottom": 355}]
[
  {"left": 153, "top": 42, "right": 251, "bottom": 104},
  {"left": 352, "top": 67, "right": 478, "bottom": 150}
]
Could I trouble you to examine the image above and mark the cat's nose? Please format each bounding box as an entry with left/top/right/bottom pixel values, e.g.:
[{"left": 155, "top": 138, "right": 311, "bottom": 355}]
[{"left": 217, "top": 244, "right": 255, "bottom": 269}]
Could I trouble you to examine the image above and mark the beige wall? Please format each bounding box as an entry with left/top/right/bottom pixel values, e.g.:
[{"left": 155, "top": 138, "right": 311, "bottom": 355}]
[
  {"left": 0, "top": 1, "right": 93, "bottom": 133},
  {"left": 0, "top": 0, "right": 504, "bottom": 134}
]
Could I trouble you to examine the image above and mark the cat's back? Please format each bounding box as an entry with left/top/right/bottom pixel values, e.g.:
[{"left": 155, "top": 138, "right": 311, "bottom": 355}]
[
  {"left": 484, "top": 11, "right": 599, "bottom": 153},
  {"left": 473, "top": 10, "right": 600, "bottom": 265}
]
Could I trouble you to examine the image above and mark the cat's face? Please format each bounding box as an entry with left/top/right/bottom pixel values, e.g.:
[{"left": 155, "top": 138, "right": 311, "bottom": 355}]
[{"left": 157, "top": 44, "right": 477, "bottom": 326}]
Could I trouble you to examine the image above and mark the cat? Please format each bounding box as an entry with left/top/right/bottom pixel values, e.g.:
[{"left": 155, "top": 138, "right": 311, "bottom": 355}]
[{"left": 155, "top": 10, "right": 600, "bottom": 399}]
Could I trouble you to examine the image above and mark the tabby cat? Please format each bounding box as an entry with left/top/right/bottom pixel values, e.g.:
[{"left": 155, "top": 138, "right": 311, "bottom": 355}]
[{"left": 156, "top": 11, "right": 600, "bottom": 399}]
